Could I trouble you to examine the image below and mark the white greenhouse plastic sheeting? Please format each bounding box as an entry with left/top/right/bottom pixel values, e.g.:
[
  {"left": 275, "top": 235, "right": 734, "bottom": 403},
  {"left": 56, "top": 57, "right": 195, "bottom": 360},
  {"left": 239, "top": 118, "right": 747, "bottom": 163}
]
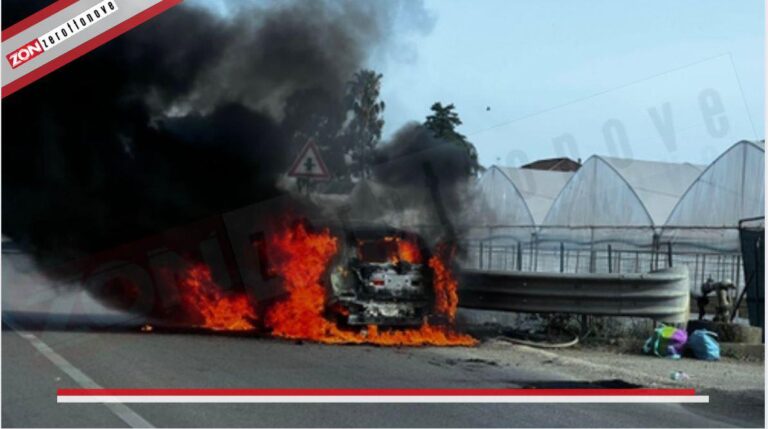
[
  {"left": 665, "top": 140, "right": 764, "bottom": 227},
  {"left": 598, "top": 156, "right": 704, "bottom": 225},
  {"left": 541, "top": 156, "right": 702, "bottom": 228},
  {"left": 467, "top": 140, "right": 765, "bottom": 291},
  {"left": 476, "top": 166, "right": 572, "bottom": 225},
  {"left": 472, "top": 140, "right": 762, "bottom": 238},
  {"left": 662, "top": 140, "right": 765, "bottom": 251}
]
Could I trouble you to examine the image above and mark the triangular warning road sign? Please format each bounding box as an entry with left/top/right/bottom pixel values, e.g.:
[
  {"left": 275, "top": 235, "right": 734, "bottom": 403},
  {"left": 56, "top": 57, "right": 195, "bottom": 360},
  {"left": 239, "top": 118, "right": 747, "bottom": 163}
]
[{"left": 288, "top": 139, "right": 331, "bottom": 180}]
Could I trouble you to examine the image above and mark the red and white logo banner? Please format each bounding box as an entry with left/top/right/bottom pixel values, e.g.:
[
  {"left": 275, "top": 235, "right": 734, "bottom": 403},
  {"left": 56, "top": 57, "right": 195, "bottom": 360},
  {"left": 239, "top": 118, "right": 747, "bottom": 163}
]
[{"left": 1, "top": 0, "right": 182, "bottom": 97}]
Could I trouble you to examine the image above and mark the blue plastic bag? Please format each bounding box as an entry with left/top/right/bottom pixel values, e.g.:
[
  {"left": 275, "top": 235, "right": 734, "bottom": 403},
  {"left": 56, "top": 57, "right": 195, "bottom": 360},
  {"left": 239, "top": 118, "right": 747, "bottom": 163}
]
[{"left": 687, "top": 329, "right": 720, "bottom": 361}]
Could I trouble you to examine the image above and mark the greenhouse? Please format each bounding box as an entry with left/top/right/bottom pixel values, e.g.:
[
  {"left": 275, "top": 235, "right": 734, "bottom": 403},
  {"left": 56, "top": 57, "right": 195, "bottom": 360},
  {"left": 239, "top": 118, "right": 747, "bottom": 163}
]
[
  {"left": 471, "top": 166, "right": 572, "bottom": 266},
  {"left": 474, "top": 166, "right": 572, "bottom": 226},
  {"left": 662, "top": 140, "right": 765, "bottom": 251},
  {"left": 660, "top": 140, "right": 765, "bottom": 288},
  {"left": 465, "top": 140, "right": 765, "bottom": 292},
  {"left": 538, "top": 156, "right": 703, "bottom": 251}
]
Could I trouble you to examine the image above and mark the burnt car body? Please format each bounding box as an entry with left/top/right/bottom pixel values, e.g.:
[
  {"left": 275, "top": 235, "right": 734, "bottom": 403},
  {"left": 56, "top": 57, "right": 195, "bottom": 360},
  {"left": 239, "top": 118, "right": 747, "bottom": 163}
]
[{"left": 327, "top": 226, "right": 434, "bottom": 327}]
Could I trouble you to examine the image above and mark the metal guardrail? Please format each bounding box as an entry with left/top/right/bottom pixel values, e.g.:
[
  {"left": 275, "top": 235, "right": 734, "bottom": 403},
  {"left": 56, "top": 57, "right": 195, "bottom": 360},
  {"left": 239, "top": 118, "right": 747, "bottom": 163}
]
[{"left": 458, "top": 266, "right": 690, "bottom": 323}]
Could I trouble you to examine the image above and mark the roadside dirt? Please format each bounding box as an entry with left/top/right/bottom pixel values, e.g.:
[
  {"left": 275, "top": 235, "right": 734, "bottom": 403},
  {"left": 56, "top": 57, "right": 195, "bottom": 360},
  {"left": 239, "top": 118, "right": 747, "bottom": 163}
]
[{"left": 426, "top": 338, "right": 764, "bottom": 427}]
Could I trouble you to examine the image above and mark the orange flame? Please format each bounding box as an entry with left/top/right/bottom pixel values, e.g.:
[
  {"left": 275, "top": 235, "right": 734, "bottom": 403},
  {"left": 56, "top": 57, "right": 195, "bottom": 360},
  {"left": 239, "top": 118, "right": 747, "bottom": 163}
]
[
  {"left": 178, "top": 264, "right": 256, "bottom": 331},
  {"left": 382, "top": 236, "right": 422, "bottom": 264},
  {"left": 397, "top": 237, "right": 422, "bottom": 264},
  {"left": 429, "top": 245, "right": 460, "bottom": 322},
  {"left": 266, "top": 222, "right": 476, "bottom": 346}
]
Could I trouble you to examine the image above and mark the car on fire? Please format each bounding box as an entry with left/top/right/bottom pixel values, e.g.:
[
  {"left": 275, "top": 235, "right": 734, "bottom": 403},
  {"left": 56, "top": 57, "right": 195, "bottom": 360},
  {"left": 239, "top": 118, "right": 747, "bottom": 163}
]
[{"left": 326, "top": 226, "right": 434, "bottom": 327}]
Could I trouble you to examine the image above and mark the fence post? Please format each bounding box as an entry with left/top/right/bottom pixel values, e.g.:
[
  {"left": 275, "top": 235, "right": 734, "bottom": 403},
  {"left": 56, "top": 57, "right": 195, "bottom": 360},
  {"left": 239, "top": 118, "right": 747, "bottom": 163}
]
[
  {"left": 589, "top": 227, "right": 596, "bottom": 273},
  {"left": 608, "top": 244, "right": 613, "bottom": 273},
  {"left": 503, "top": 245, "right": 508, "bottom": 271},
  {"left": 694, "top": 254, "right": 699, "bottom": 285},
  {"left": 516, "top": 242, "right": 523, "bottom": 271},
  {"left": 575, "top": 250, "right": 580, "bottom": 273},
  {"left": 559, "top": 242, "right": 565, "bottom": 273},
  {"left": 479, "top": 241, "right": 484, "bottom": 270},
  {"left": 667, "top": 242, "right": 673, "bottom": 267},
  {"left": 488, "top": 242, "right": 493, "bottom": 270},
  {"left": 528, "top": 238, "right": 534, "bottom": 271}
]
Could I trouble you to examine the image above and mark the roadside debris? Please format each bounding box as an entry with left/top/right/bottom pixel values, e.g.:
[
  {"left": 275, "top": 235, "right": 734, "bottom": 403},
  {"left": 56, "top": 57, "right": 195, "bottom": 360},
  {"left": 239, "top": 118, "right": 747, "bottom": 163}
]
[
  {"left": 140, "top": 324, "right": 153, "bottom": 333},
  {"left": 687, "top": 329, "right": 721, "bottom": 361},
  {"left": 642, "top": 325, "right": 687, "bottom": 359},
  {"left": 501, "top": 334, "right": 579, "bottom": 349},
  {"left": 642, "top": 324, "right": 724, "bottom": 361},
  {"left": 670, "top": 371, "right": 690, "bottom": 381}
]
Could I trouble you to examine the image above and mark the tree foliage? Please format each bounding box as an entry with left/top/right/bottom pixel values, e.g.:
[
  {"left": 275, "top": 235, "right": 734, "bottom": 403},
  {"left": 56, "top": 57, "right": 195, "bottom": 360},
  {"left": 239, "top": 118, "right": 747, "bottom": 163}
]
[
  {"left": 344, "top": 69, "right": 385, "bottom": 179},
  {"left": 424, "top": 102, "right": 483, "bottom": 176}
]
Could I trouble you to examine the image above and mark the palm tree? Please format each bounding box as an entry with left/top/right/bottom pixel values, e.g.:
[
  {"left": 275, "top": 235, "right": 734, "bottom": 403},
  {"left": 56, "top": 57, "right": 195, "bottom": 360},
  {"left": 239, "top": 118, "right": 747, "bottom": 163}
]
[{"left": 345, "top": 69, "right": 385, "bottom": 179}]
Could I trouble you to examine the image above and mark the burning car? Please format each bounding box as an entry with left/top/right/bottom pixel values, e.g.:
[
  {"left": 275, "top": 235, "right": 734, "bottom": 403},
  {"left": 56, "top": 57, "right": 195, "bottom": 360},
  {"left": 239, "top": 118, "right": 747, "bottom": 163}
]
[
  {"left": 262, "top": 219, "right": 474, "bottom": 345},
  {"left": 326, "top": 226, "right": 433, "bottom": 327}
]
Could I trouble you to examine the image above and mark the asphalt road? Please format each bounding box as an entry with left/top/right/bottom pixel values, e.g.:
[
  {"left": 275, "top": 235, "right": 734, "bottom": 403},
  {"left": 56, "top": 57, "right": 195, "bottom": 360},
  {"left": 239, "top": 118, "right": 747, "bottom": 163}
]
[{"left": 1, "top": 311, "right": 762, "bottom": 428}]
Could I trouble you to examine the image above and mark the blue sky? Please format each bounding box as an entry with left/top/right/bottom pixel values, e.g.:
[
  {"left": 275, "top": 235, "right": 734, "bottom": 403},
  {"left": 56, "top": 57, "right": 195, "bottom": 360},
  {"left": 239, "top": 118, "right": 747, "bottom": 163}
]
[{"left": 193, "top": 0, "right": 764, "bottom": 167}]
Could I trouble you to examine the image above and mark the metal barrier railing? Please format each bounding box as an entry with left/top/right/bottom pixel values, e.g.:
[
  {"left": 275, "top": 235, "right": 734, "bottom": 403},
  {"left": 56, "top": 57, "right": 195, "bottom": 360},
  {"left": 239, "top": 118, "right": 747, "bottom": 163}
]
[
  {"left": 458, "top": 266, "right": 691, "bottom": 323},
  {"left": 457, "top": 225, "right": 745, "bottom": 300}
]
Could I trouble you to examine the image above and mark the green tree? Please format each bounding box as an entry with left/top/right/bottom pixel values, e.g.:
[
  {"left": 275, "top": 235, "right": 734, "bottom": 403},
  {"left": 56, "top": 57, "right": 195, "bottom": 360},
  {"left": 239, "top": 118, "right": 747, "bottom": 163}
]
[
  {"left": 424, "top": 102, "right": 483, "bottom": 176},
  {"left": 345, "top": 69, "right": 385, "bottom": 179}
]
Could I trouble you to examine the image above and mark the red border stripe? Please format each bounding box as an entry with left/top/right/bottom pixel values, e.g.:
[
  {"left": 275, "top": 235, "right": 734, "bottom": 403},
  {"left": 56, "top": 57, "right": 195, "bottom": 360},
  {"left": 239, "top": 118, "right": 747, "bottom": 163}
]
[
  {"left": 58, "top": 388, "right": 697, "bottom": 396},
  {"left": 1, "top": 0, "right": 78, "bottom": 42},
  {"left": 2, "top": 0, "right": 183, "bottom": 98}
]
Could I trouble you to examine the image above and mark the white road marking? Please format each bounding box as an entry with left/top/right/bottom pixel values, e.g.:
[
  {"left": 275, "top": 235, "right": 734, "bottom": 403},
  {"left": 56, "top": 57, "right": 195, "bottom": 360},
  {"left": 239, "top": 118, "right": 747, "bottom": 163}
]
[{"left": 9, "top": 326, "right": 154, "bottom": 428}]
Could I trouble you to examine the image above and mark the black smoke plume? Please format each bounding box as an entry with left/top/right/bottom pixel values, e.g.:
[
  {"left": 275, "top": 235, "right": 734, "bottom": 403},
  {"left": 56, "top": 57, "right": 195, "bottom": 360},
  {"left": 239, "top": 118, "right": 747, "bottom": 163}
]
[
  {"left": 370, "top": 123, "right": 477, "bottom": 245},
  {"left": 2, "top": 0, "right": 433, "bottom": 265}
]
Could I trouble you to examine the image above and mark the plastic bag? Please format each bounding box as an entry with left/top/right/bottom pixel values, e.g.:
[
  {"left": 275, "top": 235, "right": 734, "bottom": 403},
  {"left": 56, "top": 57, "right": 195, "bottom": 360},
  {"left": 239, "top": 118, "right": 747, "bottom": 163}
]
[
  {"left": 642, "top": 325, "right": 687, "bottom": 359},
  {"left": 687, "top": 329, "right": 720, "bottom": 361}
]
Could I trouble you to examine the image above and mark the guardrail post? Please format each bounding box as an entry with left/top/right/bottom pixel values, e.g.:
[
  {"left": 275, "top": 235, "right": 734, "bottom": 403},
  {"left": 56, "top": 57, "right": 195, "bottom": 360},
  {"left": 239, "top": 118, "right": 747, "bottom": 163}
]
[
  {"left": 516, "top": 242, "right": 522, "bottom": 271},
  {"left": 559, "top": 242, "right": 565, "bottom": 273}
]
